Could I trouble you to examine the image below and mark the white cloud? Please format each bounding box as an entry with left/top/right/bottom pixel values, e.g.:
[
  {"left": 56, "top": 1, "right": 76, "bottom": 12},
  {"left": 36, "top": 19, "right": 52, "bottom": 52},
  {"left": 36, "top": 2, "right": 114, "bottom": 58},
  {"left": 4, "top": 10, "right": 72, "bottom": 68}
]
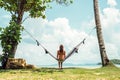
[
  {"left": 15, "top": 17, "right": 101, "bottom": 66},
  {"left": 106, "top": 43, "right": 119, "bottom": 59},
  {"left": 101, "top": 7, "right": 120, "bottom": 28},
  {"left": 107, "top": 0, "right": 117, "bottom": 7}
]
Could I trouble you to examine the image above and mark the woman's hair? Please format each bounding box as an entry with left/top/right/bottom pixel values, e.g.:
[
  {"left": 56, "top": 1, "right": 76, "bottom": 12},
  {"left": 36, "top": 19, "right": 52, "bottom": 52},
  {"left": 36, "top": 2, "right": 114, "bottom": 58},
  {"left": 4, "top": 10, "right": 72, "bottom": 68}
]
[{"left": 59, "top": 44, "right": 64, "bottom": 52}]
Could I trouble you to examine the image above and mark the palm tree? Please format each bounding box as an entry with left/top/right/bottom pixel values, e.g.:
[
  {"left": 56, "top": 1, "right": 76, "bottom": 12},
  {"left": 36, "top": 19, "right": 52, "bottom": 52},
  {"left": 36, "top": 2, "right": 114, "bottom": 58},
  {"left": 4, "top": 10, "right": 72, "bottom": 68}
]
[{"left": 93, "top": 0, "right": 109, "bottom": 66}]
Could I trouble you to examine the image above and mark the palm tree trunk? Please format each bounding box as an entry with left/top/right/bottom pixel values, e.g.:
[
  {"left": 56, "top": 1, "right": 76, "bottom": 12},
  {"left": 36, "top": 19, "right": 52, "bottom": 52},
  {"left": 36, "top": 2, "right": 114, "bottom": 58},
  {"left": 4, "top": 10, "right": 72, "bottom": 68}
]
[{"left": 93, "top": 0, "right": 109, "bottom": 66}]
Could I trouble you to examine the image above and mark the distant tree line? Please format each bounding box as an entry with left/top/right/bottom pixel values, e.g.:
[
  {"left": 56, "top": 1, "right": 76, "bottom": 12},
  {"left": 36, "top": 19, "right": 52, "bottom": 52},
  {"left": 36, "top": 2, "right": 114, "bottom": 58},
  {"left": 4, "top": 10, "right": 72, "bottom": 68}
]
[
  {"left": 98, "top": 59, "right": 120, "bottom": 65},
  {"left": 111, "top": 59, "right": 120, "bottom": 64}
]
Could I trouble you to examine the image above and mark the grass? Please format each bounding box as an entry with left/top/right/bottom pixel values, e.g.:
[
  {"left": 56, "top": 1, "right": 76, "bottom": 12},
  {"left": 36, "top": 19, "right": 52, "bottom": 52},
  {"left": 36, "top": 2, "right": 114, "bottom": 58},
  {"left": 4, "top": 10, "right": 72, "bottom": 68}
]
[{"left": 0, "top": 66, "right": 120, "bottom": 80}]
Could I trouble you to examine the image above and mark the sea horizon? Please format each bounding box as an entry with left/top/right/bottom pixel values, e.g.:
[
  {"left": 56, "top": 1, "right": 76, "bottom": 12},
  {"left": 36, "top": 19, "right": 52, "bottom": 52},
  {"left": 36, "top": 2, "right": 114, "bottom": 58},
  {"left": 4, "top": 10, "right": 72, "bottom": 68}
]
[{"left": 36, "top": 63, "right": 120, "bottom": 69}]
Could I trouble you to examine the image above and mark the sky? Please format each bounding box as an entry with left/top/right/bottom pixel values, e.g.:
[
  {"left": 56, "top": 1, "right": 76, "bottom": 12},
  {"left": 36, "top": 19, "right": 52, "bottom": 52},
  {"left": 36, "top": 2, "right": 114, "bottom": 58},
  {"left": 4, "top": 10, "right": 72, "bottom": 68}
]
[{"left": 0, "top": 0, "right": 120, "bottom": 66}]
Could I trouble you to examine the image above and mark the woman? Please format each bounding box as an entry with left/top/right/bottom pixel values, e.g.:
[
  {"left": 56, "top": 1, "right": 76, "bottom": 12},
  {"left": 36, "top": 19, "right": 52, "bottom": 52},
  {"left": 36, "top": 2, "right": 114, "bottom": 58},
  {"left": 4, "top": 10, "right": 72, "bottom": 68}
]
[{"left": 57, "top": 44, "right": 66, "bottom": 69}]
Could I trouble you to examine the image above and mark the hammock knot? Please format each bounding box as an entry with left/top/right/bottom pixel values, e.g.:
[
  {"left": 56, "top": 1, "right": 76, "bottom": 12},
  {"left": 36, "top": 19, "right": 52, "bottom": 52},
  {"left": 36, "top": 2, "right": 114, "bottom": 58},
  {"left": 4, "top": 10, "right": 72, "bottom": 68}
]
[
  {"left": 75, "top": 48, "right": 78, "bottom": 53},
  {"left": 36, "top": 40, "right": 40, "bottom": 46},
  {"left": 82, "top": 38, "right": 86, "bottom": 44},
  {"left": 45, "top": 49, "right": 49, "bottom": 54}
]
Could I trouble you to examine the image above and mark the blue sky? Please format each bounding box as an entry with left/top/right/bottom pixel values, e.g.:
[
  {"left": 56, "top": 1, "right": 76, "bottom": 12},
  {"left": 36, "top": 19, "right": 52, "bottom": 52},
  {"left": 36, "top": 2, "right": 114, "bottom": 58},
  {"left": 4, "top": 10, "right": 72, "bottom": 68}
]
[{"left": 0, "top": 0, "right": 120, "bottom": 66}]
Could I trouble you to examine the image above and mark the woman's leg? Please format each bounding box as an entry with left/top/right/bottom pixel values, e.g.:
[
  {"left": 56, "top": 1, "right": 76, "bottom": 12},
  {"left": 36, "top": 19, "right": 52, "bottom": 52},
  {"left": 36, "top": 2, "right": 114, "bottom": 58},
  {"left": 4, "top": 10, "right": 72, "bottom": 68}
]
[
  {"left": 58, "top": 62, "right": 60, "bottom": 69},
  {"left": 60, "top": 62, "right": 63, "bottom": 69}
]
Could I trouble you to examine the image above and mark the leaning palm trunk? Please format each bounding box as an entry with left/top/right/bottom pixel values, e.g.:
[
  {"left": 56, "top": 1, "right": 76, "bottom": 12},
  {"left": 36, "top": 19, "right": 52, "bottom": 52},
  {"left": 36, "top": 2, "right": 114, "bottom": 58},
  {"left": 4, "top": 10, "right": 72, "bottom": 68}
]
[{"left": 93, "top": 0, "right": 109, "bottom": 66}]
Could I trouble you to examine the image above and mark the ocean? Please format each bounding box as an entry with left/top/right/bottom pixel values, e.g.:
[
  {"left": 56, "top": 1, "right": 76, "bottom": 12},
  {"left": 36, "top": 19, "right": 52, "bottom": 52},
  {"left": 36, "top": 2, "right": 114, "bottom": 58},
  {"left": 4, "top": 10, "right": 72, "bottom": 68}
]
[
  {"left": 37, "top": 64, "right": 101, "bottom": 69},
  {"left": 37, "top": 64, "right": 120, "bottom": 69}
]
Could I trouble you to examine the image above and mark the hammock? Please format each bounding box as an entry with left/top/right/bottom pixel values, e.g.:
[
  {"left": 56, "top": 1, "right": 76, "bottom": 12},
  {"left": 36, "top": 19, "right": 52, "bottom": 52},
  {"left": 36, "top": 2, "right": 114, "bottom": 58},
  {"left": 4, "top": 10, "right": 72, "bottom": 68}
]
[
  {"left": 24, "top": 26, "right": 95, "bottom": 62},
  {"left": 36, "top": 38, "right": 86, "bottom": 62}
]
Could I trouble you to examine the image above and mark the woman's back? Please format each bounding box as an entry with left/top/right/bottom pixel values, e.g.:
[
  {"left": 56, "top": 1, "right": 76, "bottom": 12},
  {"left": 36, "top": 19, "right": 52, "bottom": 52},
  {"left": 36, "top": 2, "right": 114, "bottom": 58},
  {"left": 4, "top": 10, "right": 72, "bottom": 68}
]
[{"left": 57, "top": 50, "right": 65, "bottom": 60}]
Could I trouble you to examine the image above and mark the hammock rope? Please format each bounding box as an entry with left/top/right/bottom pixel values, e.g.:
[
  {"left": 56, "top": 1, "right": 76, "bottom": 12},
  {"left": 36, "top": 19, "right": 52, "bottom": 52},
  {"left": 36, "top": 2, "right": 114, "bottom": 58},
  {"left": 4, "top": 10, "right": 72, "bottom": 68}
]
[
  {"left": 63, "top": 38, "right": 86, "bottom": 62},
  {"left": 36, "top": 40, "right": 58, "bottom": 60},
  {"left": 24, "top": 27, "right": 96, "bottom": 62}
]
